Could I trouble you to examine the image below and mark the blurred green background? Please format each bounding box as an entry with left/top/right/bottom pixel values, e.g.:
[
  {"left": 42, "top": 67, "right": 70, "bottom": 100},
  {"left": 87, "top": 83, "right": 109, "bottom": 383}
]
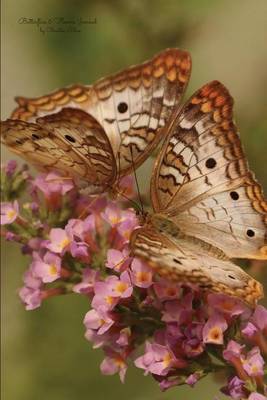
[{"left": 1, "top": 1, "right": 267, "bottom": 399}]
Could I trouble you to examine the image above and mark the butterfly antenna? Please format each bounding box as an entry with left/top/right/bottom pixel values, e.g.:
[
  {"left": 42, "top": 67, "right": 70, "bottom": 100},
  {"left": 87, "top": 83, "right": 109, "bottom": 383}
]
[{"left": 130, "top": 146, "right": 144, "bottom": 215}]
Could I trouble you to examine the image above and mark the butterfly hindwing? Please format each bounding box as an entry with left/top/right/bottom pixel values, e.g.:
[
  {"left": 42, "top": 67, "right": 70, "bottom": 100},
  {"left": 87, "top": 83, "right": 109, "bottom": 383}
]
[
  {"left": 131, "top": 225, "right": 263, "bottom": 306},
  {"left": 176, "top": 186, "right": 267, "bottom": 260}
]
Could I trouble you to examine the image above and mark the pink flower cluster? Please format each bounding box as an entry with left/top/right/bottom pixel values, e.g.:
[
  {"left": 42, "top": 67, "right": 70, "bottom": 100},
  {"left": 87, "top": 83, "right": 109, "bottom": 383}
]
[{"left": 1, "top": 161, "right": 266, "bottom": 399}]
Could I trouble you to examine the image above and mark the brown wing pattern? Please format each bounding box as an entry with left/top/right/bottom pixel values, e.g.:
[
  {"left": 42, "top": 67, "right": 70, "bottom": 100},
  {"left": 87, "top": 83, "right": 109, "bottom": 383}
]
[
  {"left": 1, "top": 109, "right": 116, "bottom": 190},
  {"left": 10, "top": 49, "right": 192, "bottom": 175},
  {"left": 130, "top": 226, "right": 263, "bottom": 306},
  {"left": 151, "top": 80, "right": 267, "bottom": 259},
  {"left": 90, "top": 48, "right": 192, "bottom": 173},
  {"left": 11, "top": 85, "right": 90, "bottom": 122},
  {"left": 176, "top": 187, "right": 267, "bottom": 260}
]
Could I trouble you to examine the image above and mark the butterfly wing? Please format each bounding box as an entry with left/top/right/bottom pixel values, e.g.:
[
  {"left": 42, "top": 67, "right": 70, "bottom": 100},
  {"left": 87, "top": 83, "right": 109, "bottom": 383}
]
[
  {"left": 1, "top": 108, "right": 116, "bottom": 192},
  {"left": 151, "top": 81, "right": 267, "bottom": 259},
  {"left": 10, "top": 48, "right": 192, "bottom": 175},
  {"left": 130, "top": 226, "right": 263, "bottom": 306}
]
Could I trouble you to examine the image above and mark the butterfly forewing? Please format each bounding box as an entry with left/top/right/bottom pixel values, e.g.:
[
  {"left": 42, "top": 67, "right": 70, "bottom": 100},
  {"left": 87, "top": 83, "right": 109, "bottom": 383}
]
[
  {"left": 1, "top": 109, "right": 116, "bottom": 190},
  {"left": 36, "top": 108, "right": 117, "bottom": 188},
  {"left": 9, "top": 48, "right": 192, "bottom": 176},
  {"left": 151, "top": 80, "right": 267, "bottom": 260},
  {"left": 98, "top": 48, "right": 192, "bottom": 174}
]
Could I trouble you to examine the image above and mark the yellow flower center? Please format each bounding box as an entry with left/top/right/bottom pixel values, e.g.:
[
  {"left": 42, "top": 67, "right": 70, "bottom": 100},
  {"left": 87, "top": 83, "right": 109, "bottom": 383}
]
[
  {"left": 105, "top": 295, "right": 115, "bottom": 306},
  {"left": 114, "top": 357, "right": 125, "bottom": 369},
  {"left": 7, "top": 210, "right": 16, "bottom": 221},
  {"left": 208, "top": 327, "right": 222, "bottom": 342},
  {"left": 115, "top": 282, "right": 128, "bottom": 294},
  {"left": 136, "top": 271, "right": 150, "bottom": 283},
  {"left": 163, "top": 352, "right": 172, "bottom": 368},
  {"left": 110, "top": 216, "right": 120, "bottom": 224},
  {"left": 49, "top": 264, "right": 58, "bottom": 276},
  {"left": 59, "top": 237, "right": 70, "bottom": 250}
]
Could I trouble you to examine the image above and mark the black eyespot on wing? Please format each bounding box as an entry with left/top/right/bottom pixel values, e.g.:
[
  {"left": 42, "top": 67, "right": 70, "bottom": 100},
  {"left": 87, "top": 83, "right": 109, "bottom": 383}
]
[
  {"left": 65, "top": 135, "right": 76, "bottom": 143},
  {"left": 32, "top": 134, "right": 40, "bottom": 140},
  {"left": 205, "top": 158, "right": 216, "bottom": 169},
  {"left": 246, "top": 229, "right": 255, "bottom": 237},
  {"left": 15, "top": 139, "right": 23, "bottom": 145},
  {"left": 228, "top": 275, "right": 236, "bottom": 280},
  {"left": 230, "top": 191, "right": 239, "bottom": 200},
  {"left": 117, "top": 102, "right": 128, "bottom": 113},
  {"left": 173, "top": 258, "right": 182, "bottom": 265}
]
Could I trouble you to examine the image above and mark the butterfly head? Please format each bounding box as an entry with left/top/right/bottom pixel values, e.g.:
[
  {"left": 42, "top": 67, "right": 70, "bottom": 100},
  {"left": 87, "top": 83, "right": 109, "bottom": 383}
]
[
  {"left": 150, "top": 213, "right": 181, "bottom": 237},
  {"left": 134, "top": 209, "right": 148, "bottom": 224}
]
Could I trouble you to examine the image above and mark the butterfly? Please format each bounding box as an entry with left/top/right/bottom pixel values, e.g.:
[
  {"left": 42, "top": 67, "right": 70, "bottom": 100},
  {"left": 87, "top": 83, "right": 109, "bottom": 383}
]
[
  {"left": 1, "top": 48, "right": 191, "bottom": 194},
  {"left": 130, "top": 80, "right": 267, "bottom": 306}
]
